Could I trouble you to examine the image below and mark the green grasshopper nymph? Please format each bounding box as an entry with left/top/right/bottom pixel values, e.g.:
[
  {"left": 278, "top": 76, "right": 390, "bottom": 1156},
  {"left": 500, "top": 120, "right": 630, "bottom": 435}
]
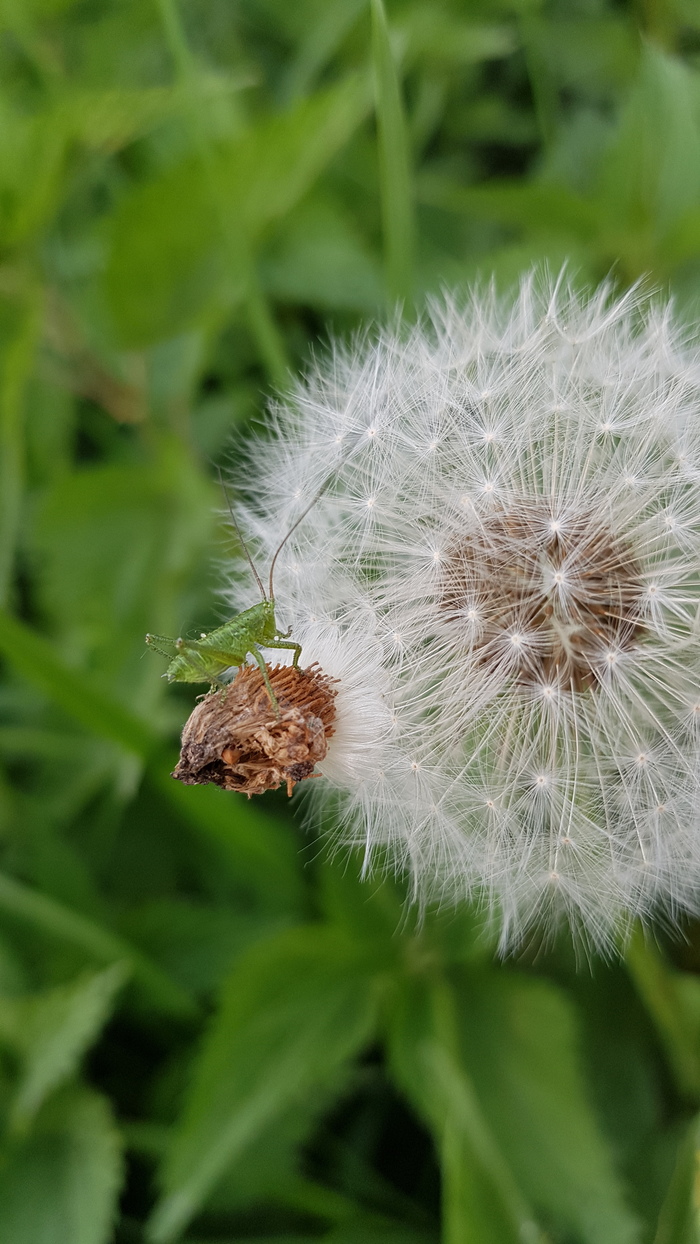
[{"left": 146, "top": 481, "right": 325, "bottom": 716}]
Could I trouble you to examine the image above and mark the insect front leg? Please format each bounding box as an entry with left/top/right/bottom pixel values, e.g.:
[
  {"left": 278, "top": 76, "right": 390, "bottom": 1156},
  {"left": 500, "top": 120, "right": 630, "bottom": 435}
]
[
  {"left": 250, "top": 645, "right": 281, "bottom": 717},
  {"left": 265, "top": 638, "right": 303, "bottom": 667}
]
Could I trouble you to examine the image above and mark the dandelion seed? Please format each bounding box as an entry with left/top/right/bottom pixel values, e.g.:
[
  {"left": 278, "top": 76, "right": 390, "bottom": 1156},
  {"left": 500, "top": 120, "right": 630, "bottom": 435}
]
[{"left": 230, "top": 271, "right": 700, "bottom": 951}]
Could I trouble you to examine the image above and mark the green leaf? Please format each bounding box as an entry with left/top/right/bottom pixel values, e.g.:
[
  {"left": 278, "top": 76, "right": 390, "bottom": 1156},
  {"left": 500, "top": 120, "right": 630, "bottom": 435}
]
[
  {"left": 0, "top": 601, "right": 304, "bottom": 925},
  {"left": 0, "top": 606, "right": 156, "bottom": 757},
  {"left": 280, "top": 0, "right": 366, "bottom": 101},
  {"left": 225, "top": 78, "right": 369, "bottom": 235},
  {"left": 105, "top": 171, "right": 223, "bottom": 347},
  {"left": 596, "top": 46, "right": 700, "bottom": 241},
  {"left": 59, "top": 87, "right": 180, "bottom": 151},
  {"left": 148, "top": 925, "right": 380, "bottom": 1242},
  {"left": 388, "top": 970, "right": 640, "bottom": 1244},
  {"left": 117, "top": 899, "right": 289, "bottom": 995},
  {"left": 31, "top": 450, "right": 214, "bottom": 692},
  {"left": 388, "top": 978, "right": 541, "bottom": 1244},
  {"left": 316, "top": 849, "right": 405, "bottom": 950},
  {"left": 0, "top": 1086, "right": 122, "bottom": 1244},
  {"left": 417, "top": 174, "right": 599, "bottom": 239},
  {"left": 9, "top": 962, "right": 127, "bottom": 1130},
  {"left": 401, "top": 11, "right": 515, "bottom": 68},
  {"left": 519, "top": 15, "right": 637, "bottom": 95},
  {"left": 105, "top": 76, "right": 370, "bottom": 345},
  {"left": 0, "top": 104, "right": 69, "bottom": 247},
  {"left": 198, "top": 1099, "right": 354, "bottom": 1220},
  {"left": 261, "top": 197, "right": 383, "bottom": 312},
  {"left": 658, "top": 206, "right": 700, "bottom": 270},
  {"left": 432, "top": 1042, "right": 541, "bottom": 1244},
  {"left": 147, "top": 771, "right": 305, "bottom": 915},
  {"left": 455, "top": 969, "right": 640, "bottom": 1244},
  {"left": 626, "top": 929, "right": 700, "bottom": 1101},
  {"left": 325, "top": 1223, "right": 437, "bottom": 1243},
  {"left": 0, "top": 869, "right": 197, "bottom": 1019},
  {"left": 371, "top": 0, "right": 414, "bottom": 305},
  {"left": 652, "top": 1115, "right": 700, "bottom": 1244}
]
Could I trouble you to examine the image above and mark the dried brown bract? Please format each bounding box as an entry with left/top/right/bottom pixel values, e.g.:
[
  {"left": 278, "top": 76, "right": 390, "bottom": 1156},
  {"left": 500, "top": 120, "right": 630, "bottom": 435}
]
[{"left": 172, "top": 663, "right": 337, "bottom": 797}]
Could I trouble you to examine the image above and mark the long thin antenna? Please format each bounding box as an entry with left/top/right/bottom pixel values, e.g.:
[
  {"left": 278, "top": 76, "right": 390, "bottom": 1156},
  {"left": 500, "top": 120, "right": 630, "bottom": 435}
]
[
  {"left": 268, "top": 476, "right": 332, "bottom": 600},
  {"left": 217, "top": 466, "right": 267, "bottom": 601}
]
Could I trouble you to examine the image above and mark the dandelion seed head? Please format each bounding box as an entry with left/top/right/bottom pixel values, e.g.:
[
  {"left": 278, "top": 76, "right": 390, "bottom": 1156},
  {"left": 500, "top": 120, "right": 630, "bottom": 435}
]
[{"left": 232, "top": 271, "right": 700, "bottom": 951}]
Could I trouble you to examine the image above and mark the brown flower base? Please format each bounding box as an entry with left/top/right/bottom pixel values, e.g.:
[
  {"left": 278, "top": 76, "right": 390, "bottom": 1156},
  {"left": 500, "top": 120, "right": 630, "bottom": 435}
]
[{"left": 172, "top": 663, "right": 337, "bottom": 798}]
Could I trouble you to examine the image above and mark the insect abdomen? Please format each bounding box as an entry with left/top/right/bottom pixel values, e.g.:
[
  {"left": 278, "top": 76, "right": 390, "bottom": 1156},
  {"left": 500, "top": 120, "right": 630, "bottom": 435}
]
[{"left": 166, "top": 650, "right": 219, "bottom": 684}]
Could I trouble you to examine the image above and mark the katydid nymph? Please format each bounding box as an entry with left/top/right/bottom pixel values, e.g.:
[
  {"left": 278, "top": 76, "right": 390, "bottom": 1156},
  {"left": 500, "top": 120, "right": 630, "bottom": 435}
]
[{"left": 146, "top": 481, "right": 325, "bottom": 716}]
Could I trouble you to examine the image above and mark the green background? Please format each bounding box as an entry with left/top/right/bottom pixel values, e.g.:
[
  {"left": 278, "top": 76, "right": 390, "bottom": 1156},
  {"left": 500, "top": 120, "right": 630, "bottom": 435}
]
[{"left": 1, "top": 0, "right": 700, "bottom": 1241}]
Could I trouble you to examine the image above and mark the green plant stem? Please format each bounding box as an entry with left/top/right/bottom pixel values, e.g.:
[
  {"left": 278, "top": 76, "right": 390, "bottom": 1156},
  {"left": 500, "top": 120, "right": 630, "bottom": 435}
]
[
  {"left": 245, "top": 270, "right": 291, "bottom": 392},
  {"left": 519, "top": 14, "right": 557, "bottom": 153},
  {"left": 371, "top": 0, "right": 415, "bottom": 309},
  {"left": 0, "top": 295, "right": 39, "bottom": 607},
  {"left": 154, "top": 0, "right": 291, "bottom": 388},
  {"left": 652, "top": 1112, "right": 700, "bottom": 1244},
  {"left": 625, "top": 923, "right": 700, "bottom": 1101}
]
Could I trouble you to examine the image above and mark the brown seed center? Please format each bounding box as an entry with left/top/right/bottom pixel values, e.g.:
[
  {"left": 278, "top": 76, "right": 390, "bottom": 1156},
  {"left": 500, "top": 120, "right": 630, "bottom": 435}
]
[{"left": 439, "top": 502, "right": 645, "bottom": 691}]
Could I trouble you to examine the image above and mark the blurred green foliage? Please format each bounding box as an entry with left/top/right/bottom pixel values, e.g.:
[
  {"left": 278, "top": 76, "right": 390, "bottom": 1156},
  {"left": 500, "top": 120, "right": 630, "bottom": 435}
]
[{"left": 1, "top": 0, "right": 700, "bottom": 1241}]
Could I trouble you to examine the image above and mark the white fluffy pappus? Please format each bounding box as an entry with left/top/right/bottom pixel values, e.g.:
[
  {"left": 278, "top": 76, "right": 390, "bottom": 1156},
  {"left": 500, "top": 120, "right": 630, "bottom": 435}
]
[{"left": 228, "top": 271, "right": 700, "bottom": 951}]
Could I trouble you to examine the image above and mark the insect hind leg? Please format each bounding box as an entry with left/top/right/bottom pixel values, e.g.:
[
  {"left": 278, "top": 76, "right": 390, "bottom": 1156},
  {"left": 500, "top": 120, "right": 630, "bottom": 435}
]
[{"left": 250, "top": 646, "right": 281, "bottom": 717}]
